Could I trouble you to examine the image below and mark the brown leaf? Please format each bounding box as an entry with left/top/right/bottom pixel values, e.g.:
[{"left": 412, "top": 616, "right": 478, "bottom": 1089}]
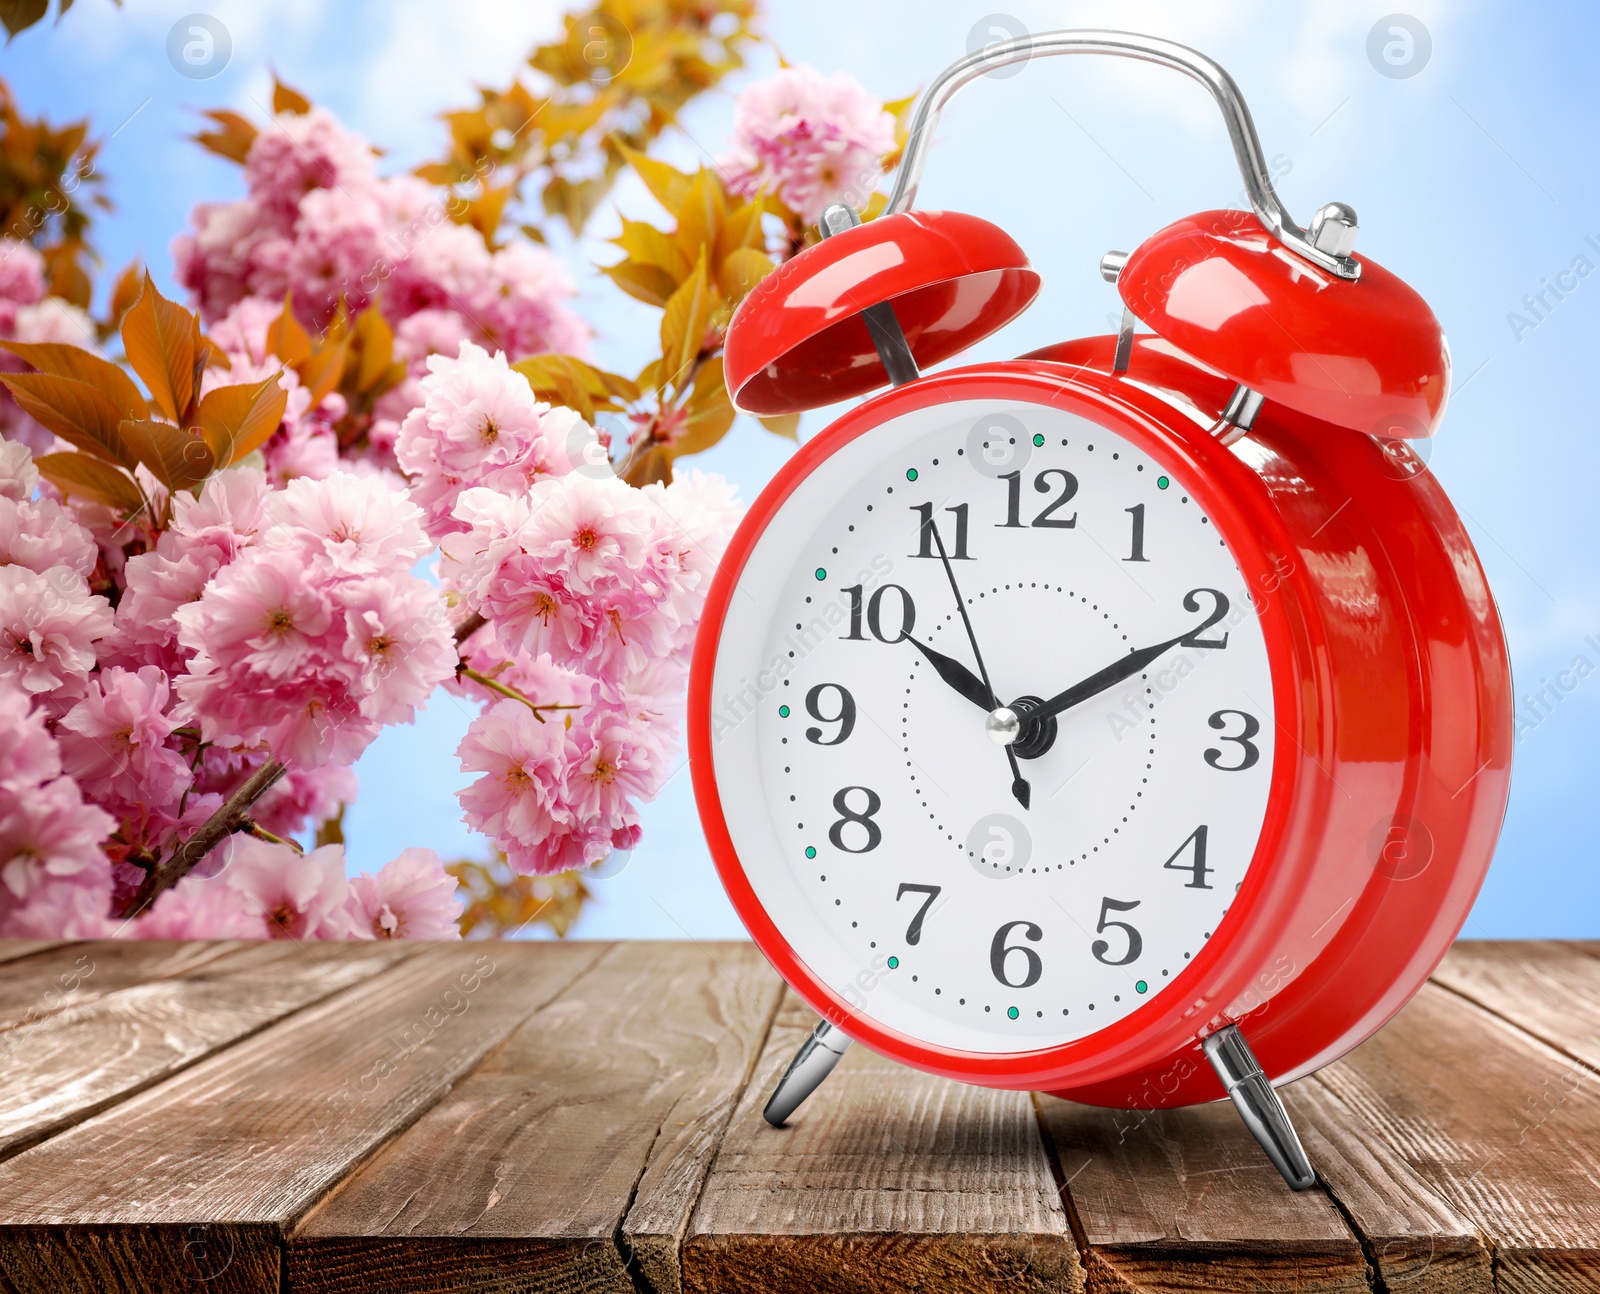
[
  {"left": 0, "top": 341, "right": 148, "bottom": 419},
  {"left": 0, "top": 0, "right": 48, "bottom": 39},
  {"left": 118, "top": 418, "right": 215, "bottom": 491},
  {"left": 34, "top": 452, "right": 144, "bottom": 513},
  {"left": 352, "top": 303, "right": 395, "bottom": 394},
  {"left": 717, "top": 246, "right": 776, "bottom": 305},
  {"left": 272, "top": 75, "right": 312, "bottom": 115},
  {"left": 193, "top": 108, "right": 258, "bottom": 164},
  {"left": 103, "top": 260, "right": 145, "bottom": 335},
  {"left": 601, "top": 258, "right": 679, "bottom": 309},
  {"left": 760, "top": 413, "right": 801, "bottom": 441},
  {"left": 264, "top": 294, "right": 312, "bottom": 366},
  {"left": 614, "top": 217, "right": 691, "bottom": 280},
  {"left": 512, "top": 354, "right": 640, "bottom": 414},
  {"left": 675, "top": 169, "right": 725, "bottom": 260},
  {"left": 623, "top": 443, "right": 674, "bottom": 488},
  {"left": 659, "top": 248, "right": 713, "bottom": 392},
  {"left": 716, "top": 192, "right": 768, "bottom": 263},
  {"left": 122, "top": 272, "right": 198, "bottom": 424},
  {"left": 194, "top": 374, "right": 289, "bottom": 466},
  {"left": 674, "top": 356, "right": 736, "bottom": 457},
  {"left": 295, "top": 336, "right": 348, "bottom": 407},
  {"left": 0, "top": 372, "right": 137, "bottom": 467},
  {"left": 618, "top": 142, "right": 693, "bottom": 216}
]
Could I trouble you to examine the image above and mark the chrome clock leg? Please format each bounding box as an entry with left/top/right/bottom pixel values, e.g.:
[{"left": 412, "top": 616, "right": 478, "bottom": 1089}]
[
  {"left": 763, "top": 1018, "right": 853, "bottom": 1127},
  {"left": 1202, "top": 1024, "right": 1316, "bottom": 1190}
]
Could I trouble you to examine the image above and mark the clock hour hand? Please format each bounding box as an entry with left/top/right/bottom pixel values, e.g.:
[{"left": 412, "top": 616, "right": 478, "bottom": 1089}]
[
  {"left": 906, "top": 636, "right": 995, "bottom": 712},
  {"left": 1029, "top": 631, "right": 1188, "bottom": 724}
]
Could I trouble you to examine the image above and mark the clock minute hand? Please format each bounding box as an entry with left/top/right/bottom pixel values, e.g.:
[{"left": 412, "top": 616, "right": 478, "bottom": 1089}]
[
  {"left": 905, "top": 636, "right": 995, "bottom": 712},
  {"left": 1030, "top": 631, "right": 1189, "bottom": 723}
]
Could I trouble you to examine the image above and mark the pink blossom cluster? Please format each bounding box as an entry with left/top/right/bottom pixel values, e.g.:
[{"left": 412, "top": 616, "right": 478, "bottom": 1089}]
[
  {"left": 0, "top": 239, "right": 99, "bottom": 453},
  {"left": 173, "top": 470, "right": 457, "bottom": 767},
  {"left": 139, "top": 838, "right": 462, "bottom": 941},
  {"left": 398, "top": 344, "right": 742, "bottom": 873},
  {"left": 718, "top": 65, "right": 897, "bottom": 224},
  {"left": 172, "top": 108, "right": 587, "bottom": 368}
]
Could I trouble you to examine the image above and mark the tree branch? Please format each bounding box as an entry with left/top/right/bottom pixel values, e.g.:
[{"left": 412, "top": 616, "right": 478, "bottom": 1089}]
[
  {"left": 119, "top": 758, "right": 287, "bottom": 919},
  {"left": 454, "top": 611, "right": 487, "bottom": 645}
]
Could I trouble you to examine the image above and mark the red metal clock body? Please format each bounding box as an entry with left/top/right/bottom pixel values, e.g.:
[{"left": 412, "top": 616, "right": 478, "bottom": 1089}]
[{"left": 686, "top": 29, "right": 1512, "bottom": 1171}]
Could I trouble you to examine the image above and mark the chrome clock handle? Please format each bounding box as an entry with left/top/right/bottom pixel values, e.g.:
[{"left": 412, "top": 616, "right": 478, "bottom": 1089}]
[{"left": 884, "top": 28, "right": 1361, "bottom": 281}]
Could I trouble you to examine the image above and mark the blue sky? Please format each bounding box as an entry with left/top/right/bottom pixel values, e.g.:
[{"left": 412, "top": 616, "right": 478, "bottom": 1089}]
[{"left": 5, "top": 0, "right": 1596, "bottom": 937}]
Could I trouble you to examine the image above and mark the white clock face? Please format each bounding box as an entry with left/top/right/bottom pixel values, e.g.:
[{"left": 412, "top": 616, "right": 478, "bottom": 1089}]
[{"left": 709, "top": 397, "right": 1275, "bottom": 1053}]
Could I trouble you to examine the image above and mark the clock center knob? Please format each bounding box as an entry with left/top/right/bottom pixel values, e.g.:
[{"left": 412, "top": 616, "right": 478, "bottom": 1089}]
[{"left": 986, "top": 706, "right": 1021, "bottom": 746}]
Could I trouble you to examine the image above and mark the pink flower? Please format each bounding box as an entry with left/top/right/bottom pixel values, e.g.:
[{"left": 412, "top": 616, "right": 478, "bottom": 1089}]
[
  {"left": 563, "top": 690, "right": 672, "bottom": 824},
  {"left": 395, "top": 342, "right": 598, "bottom": 536},
  {"left": 0, "top": 440, "right": 37, "bottom": 500},
  {"left": 178, "top": 546, "right": 334, "bottom": 682},
  {"left": 0, "top": 491, "right": 98, "bottom": 577},
  {"left": 0, "top": 680, "right": 60, "bottom": 793},
  {"left": 457, "top": 698, "right": 577, "bottom": 874},
  {"left": 394, "top": 309, "right": 473, "bottom": 369},
  {"left": 102, "top": 547, "right": 224, "bottom": 674},
  {"left": 719, "top": 66, "right": 896, "bottom": 224},
  {"left": 0, "top": 239, "right": 46, "bottom": 314},
  {"left": 57, "top": 666, "right": 192, "bottom": 813},
  {"left": 169, "top": 466, "right": 272, "bottom": 560},
  {"left": 265, "top": 471, "right": 432, "bottom": 578},
  {"left": 208, "top": 295, "right": 286, "bottom": 366},
  {"left": 262, "top": 415, "right": 340, "bottom": 486},
  {"left": 213, "top": 836, "right": 359, "bottom": 939},
  {"left": 336, "top": 577, "right": 454, "bottom": 726},
  {"left": 0, "top": 564, "right": 112, "bottom": 695},
  {"left": 126, "top": 878, "right": 265, "bottom": 939},
  {"left": 347, "top": 847, "right": 462, "bottom": 938},
  {"left": 0, "top": 873, "right": 115, "bottom": 939},
  {"left": 242, "top": 108, "right": 377, "bottom": 221}
]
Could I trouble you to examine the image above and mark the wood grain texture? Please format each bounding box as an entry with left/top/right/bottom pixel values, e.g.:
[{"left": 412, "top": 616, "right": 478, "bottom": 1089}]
[
  {"left": 1431, "top": 939, "right": 1600, "bottom": 1071},
  {"left": 1283, "top": 1082, "right": 1493, "bottom": 1293},
  {"left": 1309, "top": 982, "right": 1600, "bottom": 1294},
  {"left": 288, "top": 941, "right": 785, "bottom": 1294},
  {"left": 0, "top": 941, "right": 66, "bottom": 967},
  {"left": 0, "top": 940, "right": 411, "bottom": 1159},
  {"left": 0, "top": 939, "right": 235, "bottom": 1035},
  {"left": 1037, "top": 1089, "right": 1369, "bottom": 1294},
  {"left": 684, "top": 990, "right": 1082, "bottom": 1294},
  {"left": 0, "top": 941, "right": 607, "bottom": 1294}
]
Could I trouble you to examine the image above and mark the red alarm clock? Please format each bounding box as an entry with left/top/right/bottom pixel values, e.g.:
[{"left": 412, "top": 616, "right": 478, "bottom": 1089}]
[{"left": 687, "top": 30, "right": 1511, "bottom": 1189}]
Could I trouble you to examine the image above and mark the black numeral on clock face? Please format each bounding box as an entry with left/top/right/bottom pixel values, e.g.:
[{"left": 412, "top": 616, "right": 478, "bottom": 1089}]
[
  {"left": 1205, "top": 710, "right": 1261, "bottom": 770},
  {"left": 997, "top": 470, "right": 1079, "bottom": 529},
  {"left": 841, "top": 584, "right": 916, "bottom": 643},
  {"left": 896, "top": 883, "right": 941, "bottom": 945},
  {"left": 1179, "top": 588, "right": 1230, "bottom": 648},
  {"left": 990, "top": 920, "right": 1043, "bottom": 988},
  {"left": 910, "top": 503, "right": 971, "bottom": 559},
  {"left": 829, "top": 786, "right": 882, "bottom": 853},
  {"left": 803, "top": 684, "right": 855, "bottom": 746},
  {"left": 1124, "top": 503, "right": 1149, "bottom": 562},
  {"left": 1091, "top": 898, "right": 1143, "bottom": 965},
  {"left": 1162, "top": 825, "right": 1212, "bottom": 888}
]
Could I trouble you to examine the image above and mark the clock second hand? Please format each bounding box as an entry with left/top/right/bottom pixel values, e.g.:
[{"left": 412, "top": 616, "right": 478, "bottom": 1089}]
[{"left": 927, "top": 522, "right": 1031, "bottom": 811}]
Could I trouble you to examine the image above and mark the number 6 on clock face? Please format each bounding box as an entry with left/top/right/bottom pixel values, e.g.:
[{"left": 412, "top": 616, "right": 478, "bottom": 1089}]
[{"left": 702, "top": 398, "right": 1275, "bottom": 1054}]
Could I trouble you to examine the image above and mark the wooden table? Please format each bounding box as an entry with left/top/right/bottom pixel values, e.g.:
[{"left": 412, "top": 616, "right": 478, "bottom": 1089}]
[{"left": 0, "top": 938, "right": 1594, "bottom": 1293}]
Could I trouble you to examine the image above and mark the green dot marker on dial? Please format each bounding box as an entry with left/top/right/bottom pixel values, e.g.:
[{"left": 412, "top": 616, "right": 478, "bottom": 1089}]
[
  {"left": 906, "top": 467, "right": 918, "bottom": 481},
  {"left": 814, "top": 567, "right": 826, "bottom": 580},
  {"left": 804, "top": 846, "right": 816, "bottom": 859},
  {"left": 778, "top": 705, "right": 790, "bottom": 718},
  {"left": 1135, "top": 980, "right": 1148, "bottom": 993},
  {"left": 1157, "top": 476, "right": 1170, "bottom": 490},
  {"left": 1007, "top": 1006, "right": 1020, "bottom": 1019},
  {"left": 887, "top": 956, "right": 899, "bottom": 969},
  {"left": 1032, "top": 433, "right": 1044, "bottom": 447}
]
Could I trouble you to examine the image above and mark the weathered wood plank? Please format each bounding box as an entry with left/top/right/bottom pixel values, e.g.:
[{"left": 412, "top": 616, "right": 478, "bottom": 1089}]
[
  {"left": 288, "top": 941, "right": 784, "bottom": 1294},
  {"left": 0, "top": 940, "right": 412, "bottom": 1159},
  {"left": 0, "top": 941, "right": 608, "bottom": 1294},
  {"left": 1283, "top": 1082, "right": 1493, "bottom": 1293},
  {"left": 1431, "top": 939, "right": 1600, "bottom": 1071},
  {"left": 1037, "top": 1088, "right": 1369, "bottom": 1294},
  {"left": 0, "top": 941, "right": 66, "bottom": 967},
  {"left": 684, "top": 991, "right": 1081, "bottom": 1294},
  {"left": 0, "top": 940, "right": 236, "bottom": 1037},
  {"left": 1310, "top": 982, "right": 1600, "bottom": 1294}
]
